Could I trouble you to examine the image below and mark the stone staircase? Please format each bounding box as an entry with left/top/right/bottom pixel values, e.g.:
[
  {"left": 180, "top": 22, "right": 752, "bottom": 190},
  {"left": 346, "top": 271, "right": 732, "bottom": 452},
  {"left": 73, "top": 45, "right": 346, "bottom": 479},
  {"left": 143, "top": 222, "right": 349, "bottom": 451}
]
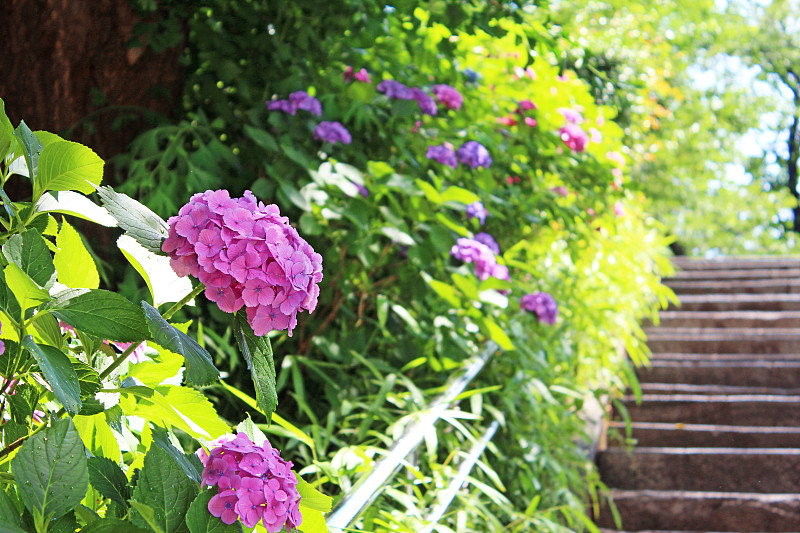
[{"left": 594, "top": 256, "right": 800, "bottom": 532}]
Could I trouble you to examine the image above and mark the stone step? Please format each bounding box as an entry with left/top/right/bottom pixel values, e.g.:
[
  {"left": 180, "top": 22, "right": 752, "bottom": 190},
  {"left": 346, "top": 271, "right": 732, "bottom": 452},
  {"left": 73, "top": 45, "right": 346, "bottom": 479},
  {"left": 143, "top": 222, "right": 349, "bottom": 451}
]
[
  {"left": 620, "top": 394, "right": 800, "bottom": 426},
  {"left": 594, "top": 490, "right": 800, "bottom": 531},
  {"left": 645, "top": 329, "right": 800, "bottom": 353},
  {"left": 597, "top": 447, "right": 800, "bottom": 493},
  {"left": 668, "top": 268, "right": 800, "bottom": 281},
  {"left": 655, "top": 311, "right": 800, "bottom": 329},
  {"left": 637, "top": 361, "right": 800, "bottom": 387},
  {"left": 670, "top": 294, "right": 800, "bottom": 312},
  {"left": 607, "top": 421, "right": 800, "bottom": 448},
  {"left": 640, "top": 383, "right": 800, "bottom": 396},
  {"left": 671, "top": 257, "right": 800, "bottom": 270},
  {"left": 649, "top": 352, "right": 800, "bottom": 362},
  {"left": 667, "top": 278, "right": 800, "bottom": 294}
]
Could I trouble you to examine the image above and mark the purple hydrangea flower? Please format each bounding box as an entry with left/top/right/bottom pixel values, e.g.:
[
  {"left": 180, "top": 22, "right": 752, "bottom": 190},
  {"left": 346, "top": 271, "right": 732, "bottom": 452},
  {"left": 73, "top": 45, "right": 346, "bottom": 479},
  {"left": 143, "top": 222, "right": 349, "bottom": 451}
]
[
  {"left": 520, "top": 292, "right": 558, "bottom": 325},
  {"left": 559, "top": 123, "right": 589, "bottom": 153},
  {"left": 432, "top": 84, "right": 463, "bottom": 110},
  {"left": 411, "top": 88, "right": 437, "bottom": 116},
  {"left": 289, "top": 91, "right": 322, "bottom": 116},
  {"left": 466, "top": 202, "right": 487, "bottom": 225},
  {"left": 314, "top": 121, "right": 352, "bottom": 145},
  {"left": 456, "top": 141, "right": 492, "bottom": 169},
  {"left": 377, "top": 79, "right": 414, "bottom": 100},
  {"left": 426, "top": 144, "right": 458, "bottom": 168},
  {"left": 266, "top": 91, "right": 322, "bottom": 116},
  {"left": 474, "top": 232, "right": 499, "bottom": 254},
  {"left": 201, "top": 433, "right": 303, "bottom": 532},
  {"left": 450, "top": 238, "right": 506, "bottom": 281},
  {"left": 164, "top": 190, "right": 323, "bottom": 337}
]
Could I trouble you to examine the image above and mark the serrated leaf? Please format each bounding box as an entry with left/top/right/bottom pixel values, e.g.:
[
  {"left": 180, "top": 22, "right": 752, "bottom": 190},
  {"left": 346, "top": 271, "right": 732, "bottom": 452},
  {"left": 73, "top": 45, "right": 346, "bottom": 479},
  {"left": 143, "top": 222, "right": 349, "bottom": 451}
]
[
  {"left": 150, "top": 425, "right": 202, "bottom": 483},
  {"left": 11, "top": 419, "right": 88, "bottom": 521},
  {"left": 13, "top": 121, "right": 43, "bottom": 182},
  {"left": 2, "top": 229, "right": 56, "bottom": 290},
  {"left": 141, "top": 302, "right": 218, "bottom": 387},
  {"left": 156, "top": 385, "right": 229, "bottom": 440},
  {"left": 296, "top": 507, "right": 327, "bottom": 533},
  {"left": 49, "top": 511, "right": 79, "bottom": 533},
  {"left": 0, "top": 267, "right": 21, "bottom": 321},
  {"left": 118, "top": 235, "right": 193, "bottom": 307},
  {"left": 35, "top": 191, "right": 117, "bottom": 227},
  {"left": 295, "top": 477, "right": 332, "bottom": 513},
  {"left": 131, "top": 446, "right": 197, "bottom": 533},
  {"left": 233, "top": 310, "right": 277, "bottom": 421},
  {"left": 186, "top": 490, "right": 243, "bottom": 533},
  {"left": 130, "top": 501, "right": 165, "bottom": 533},
  {"left": 97, "top": 186, "right": 168, "bottom": 253},
  {"left": 45, "top": 288, "right": 149, "bottom": 343},
  {"left": 7, "top": 382, "right": 39, "bottom": 426},
  {"left": 128, "top": 349, "right": 183, "bottom": 388},
  {"left": 0, "top": 482, "right": 22, "bottom": 526},
  {"left": 236, "top": 416, "right": 268, "bottom": 446},
  {"left": 35, "top": 140, "right": 104, "bottom": 198},
  {"left": 88, "top": 457, "right": 130, "bottom": 508},
  {"left": 75, "top": 413, "right": 120, "bottom": 462},
  {"left": 79, "top": 518, "right": 149, "bottom": 533},
  {"left": 54, "top": 219, "right": 99, "bottom": 289},
  {"left": 0, "top": 98, "right": 13, "bottom": 161},
  {"left": 32, "top": 310, "right": 63, "bottom": 348},
  {"left": 21, "top": 336, "right": 81, "bottom": 415}
]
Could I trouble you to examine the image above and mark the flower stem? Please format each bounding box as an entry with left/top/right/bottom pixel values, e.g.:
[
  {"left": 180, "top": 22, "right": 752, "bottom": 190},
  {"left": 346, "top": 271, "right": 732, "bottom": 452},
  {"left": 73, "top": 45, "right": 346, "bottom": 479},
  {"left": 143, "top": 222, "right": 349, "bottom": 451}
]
[
  {"left": 162, "top": 282, "right": 206, "bottom": 321},
  {"left": 98, "top": 342, "right": 140, "bottom": 381}
]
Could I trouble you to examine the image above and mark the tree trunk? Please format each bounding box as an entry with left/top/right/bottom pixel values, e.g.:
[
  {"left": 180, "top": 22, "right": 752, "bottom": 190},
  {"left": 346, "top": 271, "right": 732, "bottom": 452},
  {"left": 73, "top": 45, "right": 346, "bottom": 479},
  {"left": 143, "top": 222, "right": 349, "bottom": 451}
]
[
  {"left": 0, "top": 0, "right": 184, "bottom": 171},
  {"left": 789, "top": 110, "right": 800, "bottom": 232}
]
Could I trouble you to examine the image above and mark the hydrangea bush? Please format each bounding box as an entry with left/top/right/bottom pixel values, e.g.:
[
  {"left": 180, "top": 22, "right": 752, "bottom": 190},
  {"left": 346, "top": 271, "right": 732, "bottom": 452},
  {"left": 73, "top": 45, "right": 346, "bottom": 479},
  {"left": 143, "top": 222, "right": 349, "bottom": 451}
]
[
  {"left": 0, "top": 103, "right": 331, "bottom": 533},
  {"left": 110, "top": 4, "right": 676, "bottom": 532}
]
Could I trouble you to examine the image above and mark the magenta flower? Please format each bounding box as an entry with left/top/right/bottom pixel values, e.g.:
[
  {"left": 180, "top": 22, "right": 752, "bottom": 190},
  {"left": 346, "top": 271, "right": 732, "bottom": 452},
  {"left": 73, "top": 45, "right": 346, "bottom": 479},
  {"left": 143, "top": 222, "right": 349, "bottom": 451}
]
[
  {"left": 377, "top": 79, "right": 414, "bottom": 100},
  {"left": 518, "top": 99, "right": 537, "bottom": 111},
  {"left": 314, "top": 121, "right": 352, "bottom": 145},
  {"left": 354, "top": 68, "right": 371, "bottom": 83},
  {"left": 559, "top": 123, "right": 589, "bottom": 152},
  {"left": 164, "top": 190, "right": 323, "bottom": 336},
  {"left": 466, "top": 202, "right": 487, "bottom": 225},
  {"left": 200, "top": 433, "right": 303, "bottom": 531},
  {"left": 520, "top": 292, "right": 558, "bottom": 325},
  {"left": 208, "top": 491, "right": 240, "bottom": 525},
  {"left": 111, "top": 341, "right": 149, "bottom": 364},
  {"left": 456, "top": 141, "right": 492, "bottom": 169},
  {"left": 426, "top": 144, "right": 458, "bottom": 168},
  {"left": 432, "top": 84, "right": 463, "bottom": 110}
]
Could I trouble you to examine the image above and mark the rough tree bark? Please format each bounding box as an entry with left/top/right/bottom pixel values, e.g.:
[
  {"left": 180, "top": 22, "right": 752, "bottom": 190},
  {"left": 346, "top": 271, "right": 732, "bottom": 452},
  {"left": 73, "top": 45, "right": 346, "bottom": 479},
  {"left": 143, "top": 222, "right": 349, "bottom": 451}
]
[{"left": 0, "top": 0, "right": 184, "bottom": 173}]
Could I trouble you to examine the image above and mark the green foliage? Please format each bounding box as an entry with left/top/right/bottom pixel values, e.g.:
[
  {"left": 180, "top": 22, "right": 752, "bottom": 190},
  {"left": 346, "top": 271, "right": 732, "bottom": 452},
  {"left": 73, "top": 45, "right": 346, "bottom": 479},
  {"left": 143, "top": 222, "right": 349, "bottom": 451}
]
[{"left": 130, "top": 446, "right": 197, "bottom": 533}]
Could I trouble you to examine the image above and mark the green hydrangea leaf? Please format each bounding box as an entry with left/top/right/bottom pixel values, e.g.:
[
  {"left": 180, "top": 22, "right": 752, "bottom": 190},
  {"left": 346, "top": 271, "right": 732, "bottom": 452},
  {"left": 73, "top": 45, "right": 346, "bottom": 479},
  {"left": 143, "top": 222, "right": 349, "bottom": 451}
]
[
  {"left": 186, "top": 490, "right": 242, "bottom": 533},
  {"left": 11, "top": 419, "right": 89, "bottom": 521},
  {"left": 131, "top": 445, "right": 197, "bottom": 533},
  {"left": 233, "top": 309, "right": 277, "bottom": 422}
]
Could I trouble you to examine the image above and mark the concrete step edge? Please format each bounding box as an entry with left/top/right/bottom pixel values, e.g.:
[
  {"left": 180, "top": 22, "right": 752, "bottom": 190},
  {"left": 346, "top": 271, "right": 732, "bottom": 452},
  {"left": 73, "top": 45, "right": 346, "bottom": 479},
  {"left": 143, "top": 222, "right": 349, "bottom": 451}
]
[{"left": 607, "top": 421, "right": 800, "bottom": 434}]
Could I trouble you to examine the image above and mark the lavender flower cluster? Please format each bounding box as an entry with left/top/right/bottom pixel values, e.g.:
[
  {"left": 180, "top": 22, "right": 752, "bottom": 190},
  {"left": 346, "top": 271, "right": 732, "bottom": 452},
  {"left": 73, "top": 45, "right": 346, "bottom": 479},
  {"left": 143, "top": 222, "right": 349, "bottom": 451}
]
[
  {"left": 201, "top": 433, "right": 302, "bottom": 532},
  {"left": 426, "top": 141, "right": 492, "bottom": 169},
  {"left": 377, "top": 80, "right": 438, "bottom": 116},
  {"left": 520, "top": 292, "right": 558, "bottom": 325},
  {"left": 450, "top": 237, "right": 509, "bottom": 281},
  {"left": 162, "top": 189, "right": 323, "bottom": 336},
  {"left": 267, "top": 90, "right": 351, "bottom": 146}
]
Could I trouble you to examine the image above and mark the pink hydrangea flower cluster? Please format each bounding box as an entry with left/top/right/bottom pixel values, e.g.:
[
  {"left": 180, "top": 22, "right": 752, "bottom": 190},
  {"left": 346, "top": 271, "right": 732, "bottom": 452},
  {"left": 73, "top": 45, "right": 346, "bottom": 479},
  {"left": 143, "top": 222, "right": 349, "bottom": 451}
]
[
  {"left": 163, "top": 190, "right": 323, "bottom": 336},
  {"left": 559, "top": 123, "right": 589, "bottom": 153},
  {"left": 201, "top": 433, "right": 302, "bottom": 532},
  {"left": 450, "top": 238, "right": 509, "bottom": 281}
]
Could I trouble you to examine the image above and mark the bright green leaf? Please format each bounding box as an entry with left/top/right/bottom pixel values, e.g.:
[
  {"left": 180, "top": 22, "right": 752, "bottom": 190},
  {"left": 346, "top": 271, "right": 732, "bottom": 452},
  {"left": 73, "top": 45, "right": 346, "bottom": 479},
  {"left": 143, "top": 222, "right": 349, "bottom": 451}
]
[
  {"left": 295, "top": 477, "right": 332, "bottom": 513},
  {"left": 2, "top": 228, "right": 56, "bottom": 290},
  {"left": 35, "top": 140, "right": 104, "bottom": 198},
  {"left": 440, "top": 186, "right": 481, "bottom": 205},
  {"left": 35, "top": 191, "right": 117, "bottom": 227},
  {"left": 54, "top": 219, "right": 99, "bottom": 289},
  {"left": 3, "top": 263, "right": 49, "bottom": 312},
  {"left": 118, "top": 235, "right": 193, "bottom": 307}
]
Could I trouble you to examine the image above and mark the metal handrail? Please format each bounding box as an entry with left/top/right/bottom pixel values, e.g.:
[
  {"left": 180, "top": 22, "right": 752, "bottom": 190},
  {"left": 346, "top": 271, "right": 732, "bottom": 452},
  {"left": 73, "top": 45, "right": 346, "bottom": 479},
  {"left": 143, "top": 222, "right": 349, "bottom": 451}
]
[
  {"left": 325, "top": 342, "right": 499, "bottom": 531},
  {"left": 422, "top": 418, "right": 500, "bottom": 531}
]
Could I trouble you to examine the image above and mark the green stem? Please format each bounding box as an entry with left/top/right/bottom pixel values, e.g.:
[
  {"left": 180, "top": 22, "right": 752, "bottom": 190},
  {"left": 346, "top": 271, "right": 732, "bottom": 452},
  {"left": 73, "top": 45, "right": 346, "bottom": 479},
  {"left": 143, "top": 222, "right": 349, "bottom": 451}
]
[
  {"left": 98, "top": 342, "right": 140, "bottom": 381},
  {"left": 162, "top": 282, "right": 206, "bottom": 321}
]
